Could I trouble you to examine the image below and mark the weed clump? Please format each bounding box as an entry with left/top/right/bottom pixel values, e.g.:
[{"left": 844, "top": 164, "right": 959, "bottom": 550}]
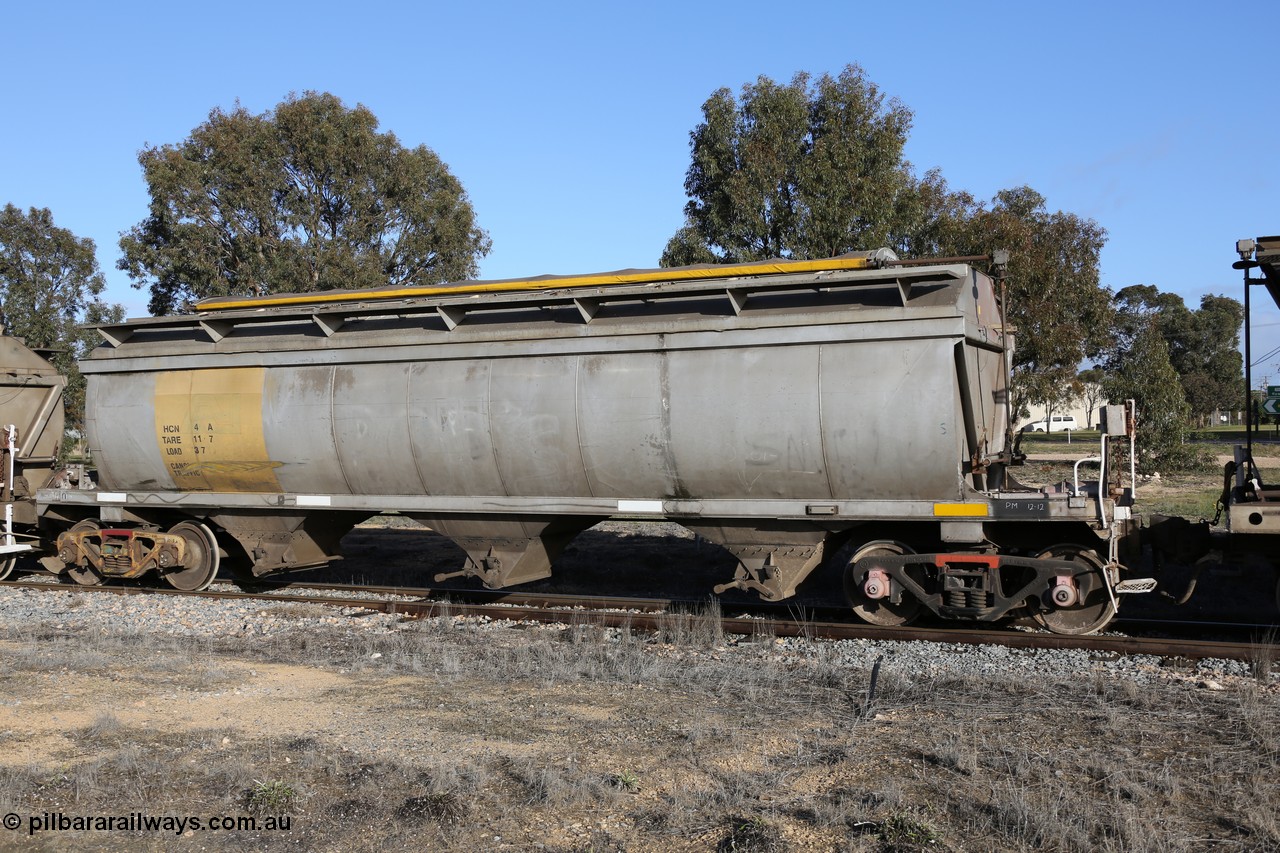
[
  {"left": 243, "top": 779, "right": 298, "bottom": 814},
  {"left": 718, "top": 815, "right": 785, "bottom": 852},
  {"left": 608, "top": 770, "right": 640, "bottom": 793},
  {"left": 878, "top": 811, "right": 942, "bottom": 851},
  {"left": 396, "top": 791, "right": 464, "bottom": 825}
]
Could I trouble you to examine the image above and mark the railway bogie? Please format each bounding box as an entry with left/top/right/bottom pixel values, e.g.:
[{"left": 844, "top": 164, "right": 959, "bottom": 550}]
[{"left": 53, "top": 519, "right": 222, "bottom": 591}]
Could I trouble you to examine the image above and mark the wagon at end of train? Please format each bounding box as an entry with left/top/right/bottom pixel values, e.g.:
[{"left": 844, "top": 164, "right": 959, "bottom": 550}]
[{"left": 1140, "top": 235, "right": 1280, "bottom": 614}]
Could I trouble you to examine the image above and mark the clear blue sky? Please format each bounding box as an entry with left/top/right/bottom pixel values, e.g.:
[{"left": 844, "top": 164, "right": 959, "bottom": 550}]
[{"left": 3, "top": 2, "right": 1276, "bottom": 380}]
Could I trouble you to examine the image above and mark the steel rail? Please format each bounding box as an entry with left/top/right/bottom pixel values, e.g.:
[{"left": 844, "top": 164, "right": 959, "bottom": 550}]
[{"left": 2, "top": 578, "right": 1274, "bottom": 662}]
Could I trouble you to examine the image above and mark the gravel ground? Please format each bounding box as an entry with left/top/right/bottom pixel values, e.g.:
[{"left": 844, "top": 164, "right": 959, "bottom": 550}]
[
  {"left": 2, "top": 578, "right": 1278, "bottom": 852},
  {"left": 5, "top": 467, "right": 1278, "bottom": 848},
  {"left": 0, "top": 584, "right": 1261, "bottom": 689}
]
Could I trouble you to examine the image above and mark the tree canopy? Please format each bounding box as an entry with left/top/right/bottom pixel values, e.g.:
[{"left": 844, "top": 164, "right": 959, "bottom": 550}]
[
  {"left": 1102, "top": 320, "right": 1197, "bottom": 472},
  {"left": 662, "top": 67, "right": 1113, "bottom": 425},
  {"left": 1078, "top": 367, "right": 1106, "bottom": 429},
  {"left": 119, "top": 91, "right": 491, "bottom": 315},
  {"left": 1109, "top": 285, "right": 1243, "bottom": 422},
  {"left": 661, "top": 65, "right": 918, "bottom": 266},
  {"left": 0, "top": 204, "right": 123, "bottom": 436}
]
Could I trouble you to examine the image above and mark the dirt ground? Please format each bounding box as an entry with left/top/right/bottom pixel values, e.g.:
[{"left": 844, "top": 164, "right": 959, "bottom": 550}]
[
  {"left": 2, "top": 456, "right": 1278, "bottom": 851},
  {"left": 1, "top": 603, "right": 1278, "bottom": 852}
]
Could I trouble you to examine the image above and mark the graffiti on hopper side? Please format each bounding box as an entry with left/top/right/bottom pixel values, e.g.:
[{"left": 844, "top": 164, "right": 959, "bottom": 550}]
[{"left": 168, "top": 460, "right": 283, "bottom": 476}]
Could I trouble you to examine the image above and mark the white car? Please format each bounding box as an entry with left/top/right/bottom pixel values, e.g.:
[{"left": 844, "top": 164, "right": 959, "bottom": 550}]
[{"left": 1021, "top": 415, "right": 1079, "bottom": 432}]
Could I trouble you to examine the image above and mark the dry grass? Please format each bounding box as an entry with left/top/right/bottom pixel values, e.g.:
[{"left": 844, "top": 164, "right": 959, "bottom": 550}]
[{"left": 0, "top": 614, "right": 1277, "bottom": 851}]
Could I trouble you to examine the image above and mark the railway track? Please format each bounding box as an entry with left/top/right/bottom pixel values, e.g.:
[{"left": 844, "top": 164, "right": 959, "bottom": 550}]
[{"left": 2, "top": 576, "right": 1275, "bottom": 662}]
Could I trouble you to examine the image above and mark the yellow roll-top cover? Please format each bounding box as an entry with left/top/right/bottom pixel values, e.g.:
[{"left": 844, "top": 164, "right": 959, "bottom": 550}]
[{"left": 195, "top": 251, "right": 894, "bottom": 313}]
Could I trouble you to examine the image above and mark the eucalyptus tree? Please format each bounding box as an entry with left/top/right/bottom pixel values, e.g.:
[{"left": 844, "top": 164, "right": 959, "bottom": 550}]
[
  {"left": 661, "top": 64, "right": 918, "bottom": 266},
  {"left": 0, "top": 204, "right": 123, "bottom": 436},
  {"left": 663, "top": 69, "right": 1114, "bottom": 428},
  {"left": 1111, "top": 285, "right": 1243, "bottom": 425},
  {"left": 120, "top": 91, "right": 491, "bottom": 315}
]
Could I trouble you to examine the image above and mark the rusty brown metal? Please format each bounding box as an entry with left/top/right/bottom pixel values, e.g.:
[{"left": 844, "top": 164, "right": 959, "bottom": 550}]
[{"left": 56, "top": 527, "right": 186, "bottom": 580}]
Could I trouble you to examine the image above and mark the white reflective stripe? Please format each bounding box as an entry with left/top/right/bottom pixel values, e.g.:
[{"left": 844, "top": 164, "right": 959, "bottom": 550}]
[
  {"left": 296, "top": 495, "right": 332, "bottom": 507},
  {"left": 96, "top": 492, "right": 127, "bottom": 503},
  {"left": 617, "top": 499, "right": 663, "bottom": 513}
]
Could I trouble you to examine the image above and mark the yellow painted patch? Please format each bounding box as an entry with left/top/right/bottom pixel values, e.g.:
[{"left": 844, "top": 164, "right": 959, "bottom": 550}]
[
  {"left": 933, "top": 502, "right": 990, "bottom": 517},
  {"left": 154, "top": 368, "right": 281, "bottom": 492}
]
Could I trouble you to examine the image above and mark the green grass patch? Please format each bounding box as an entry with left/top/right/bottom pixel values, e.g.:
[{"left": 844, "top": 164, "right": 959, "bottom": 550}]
[{"left": 1138, "top": 486, "right": 1223, "bottom": 521}]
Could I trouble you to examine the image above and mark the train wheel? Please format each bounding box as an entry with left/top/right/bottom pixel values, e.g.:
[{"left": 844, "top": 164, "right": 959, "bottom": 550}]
[
  {"left": 1031, "top": 544, "right": 1116, "bottom": 635},
  {"left": 0, "top": 556, "right": 15, "bottom": 581},
  {"left": 844, "top": 540, "right": 921, "bottom": 626},
  {"left": 162, "top": 522, "right": 220, "bottom": 592},
  {"left": 64, "top": 520, "right": 105, "bottom": 586}
]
